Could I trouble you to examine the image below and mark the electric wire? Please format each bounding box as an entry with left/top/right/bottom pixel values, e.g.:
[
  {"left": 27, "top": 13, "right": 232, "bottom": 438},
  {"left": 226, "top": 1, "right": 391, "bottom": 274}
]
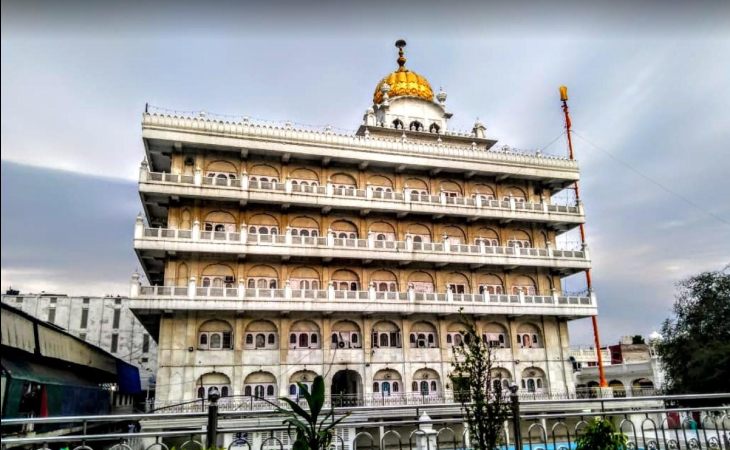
[{"left": 572, "top": 130, "right": 729, "bottom": 227}]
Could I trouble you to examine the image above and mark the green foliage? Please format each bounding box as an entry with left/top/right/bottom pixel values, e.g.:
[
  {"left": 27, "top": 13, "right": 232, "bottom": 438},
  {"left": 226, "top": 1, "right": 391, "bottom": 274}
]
[
  {"left": 656, "top": 268, "right": 730, "bottom": 400},
  {"left": 276, "top": 375, "right": 350, "bottom": 450},
  {"left": 575, "top": 418, "right": 628, "bottom": 450},
  {"left": 451, "top": 309, "right": 511, "bottom": 450},
  {"left": 631, "top": 335, "right": 645, "bottom": 345}
]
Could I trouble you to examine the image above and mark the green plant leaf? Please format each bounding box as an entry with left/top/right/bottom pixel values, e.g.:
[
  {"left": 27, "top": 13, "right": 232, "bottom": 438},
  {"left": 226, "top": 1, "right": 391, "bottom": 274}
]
[
  {"left": 281, "top": 397, "right": 312, "bottom": 423},
  {"left": 310, "top": 375, "right": 325, "bottom": 420}
]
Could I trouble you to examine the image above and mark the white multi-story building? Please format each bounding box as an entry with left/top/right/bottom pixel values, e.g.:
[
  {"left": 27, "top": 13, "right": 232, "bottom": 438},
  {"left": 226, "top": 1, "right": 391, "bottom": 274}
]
[
  {"left": 1, "top": 291, "right": 158, "bottom": 392},
  {"left": 129, "top": 40, "right": 597, "bottom": 408}
]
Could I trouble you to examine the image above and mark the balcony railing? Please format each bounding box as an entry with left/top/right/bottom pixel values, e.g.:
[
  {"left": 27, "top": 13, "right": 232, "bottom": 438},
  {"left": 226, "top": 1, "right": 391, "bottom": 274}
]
[
  {"left": 132, "top": 284, "right": 594, "bottom": 312},
  {"left": 140, "top": 169, "right": 583, "bottom": 223},
  {"left": 136, "top": 226, "right": 590, "bottom": 265}
]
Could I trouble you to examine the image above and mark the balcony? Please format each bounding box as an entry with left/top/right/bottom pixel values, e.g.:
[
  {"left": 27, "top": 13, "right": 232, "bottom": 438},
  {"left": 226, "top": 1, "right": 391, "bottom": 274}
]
[
  {"left": 139, "top": 169, "right": 584, "bottom": 229},
  {"left": 134, "top": 222, "right": 591, "bottom": 273},
  {"left": 129, "top": 280, "right": 596, "bottom": 323}
]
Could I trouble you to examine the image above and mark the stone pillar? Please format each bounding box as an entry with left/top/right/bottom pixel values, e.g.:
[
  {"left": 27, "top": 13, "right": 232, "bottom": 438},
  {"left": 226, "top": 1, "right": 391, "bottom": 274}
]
[
  {"left": 327, "top": 228, "right": 335, "bottom": 247},
  {"left": 366, "top": 182, "right": 373, "bottom": 199},
  {"left": 551, "top": 287, "right": 559, "bottom": 304},
  {"left": 478, "top": 238, "right": 486, "bottom": 254},
  {"left": 328, "top": 281, "right": 336, "bottom": 300},
  {"left": 285, "top": 226, "right": 293, "bottom": 245},
  {"left": 241, "top": 171, "right": 249, "bottom": 190},
  {"left": 581, "top": 242, "right": 591, "bottom": 260},
  {"left": 188, "top": 277, "right": 197, "bottom": 299},
  {"left": 139, "top": 158, "right": 149, "bottom": 182},
  {"left": 238, "top": 278, "right": 245, "bottom": 300},
  {"left": 475, "top": 194, "right": 482, "bottom": 208},
  {"left": 240, "top": 222, "right": 247, "bottom": 243},
  {"left": 194, "top": 166, "right": 202, "bottom": 186},
  {"left": 446, "top": 285, "right": 453, "bottom": 302},
  {"left": 405, "top": 232, "right": 413, "bottom": 251},
  {"left": 408, "top": 283, "right": 415, "bottom": 302},
  {"left": 509, "top": 194, "right": 516, "bottom": 211},
  {"left": 415, "top": 412, "right": 438, "bottom": 450},
  {"left": 326, "top": 178, "right": 334, "bottom": 196},
  {"left": 403, "top": 187, "right": 410, "bottom": 203},
  {"left": 134, "top": 213, "right": 145, "bottom": 239},
  {"left": 439, "top": 189, "right": 447, "bottom": 205},
  {"left": 442, "top": 235, "right": 450, "bottom": 253},
  {"left": 518, "top": 290, "right": 525, "bottom": 304},
  {"left": 589, "top": 287, "right": 597, "bottom": 306},
  {"left": 285, "top": 279, "right": 292, "bottom": 299},
  {"left": 541, "top": 194, "right": 548, "bottom": 213},
  {"left": 577, "top": 198, "right": 585, "bottom": 215},
  {"left": 367, "top": 230, "right": 375, "bottom": 248},
  {"left": 130, "top": 272, "right": 141, "bottom": 298},
  {"left": 546, "top": 241, "right": 553, "bottom": 257},
  {"left": 369, "top": 282, "right": 376, "bottom": 301},
  {"left": 285, "top": 176, "right": 292, "bottom": 194},
  {"left": 192, "top": 220, "right": 201, "bottom": 240}
]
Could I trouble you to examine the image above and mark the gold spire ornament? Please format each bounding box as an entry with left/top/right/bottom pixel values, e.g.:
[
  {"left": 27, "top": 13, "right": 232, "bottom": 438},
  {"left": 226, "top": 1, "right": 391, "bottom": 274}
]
[{"left": 373, "top": 39, "right": 434, "bottom": 104}]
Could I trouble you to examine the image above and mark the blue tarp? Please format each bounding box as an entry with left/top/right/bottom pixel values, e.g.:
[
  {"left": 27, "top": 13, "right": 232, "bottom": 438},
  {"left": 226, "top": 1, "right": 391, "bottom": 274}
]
[{"left": 115, "top": 360, "right": 141, "bottom": 394}]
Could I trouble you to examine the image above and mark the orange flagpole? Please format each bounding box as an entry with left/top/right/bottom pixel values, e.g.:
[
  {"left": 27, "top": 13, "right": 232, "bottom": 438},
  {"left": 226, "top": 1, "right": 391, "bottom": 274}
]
[{"left": 559, "top": 86, "right": 607, "bottom": 387}]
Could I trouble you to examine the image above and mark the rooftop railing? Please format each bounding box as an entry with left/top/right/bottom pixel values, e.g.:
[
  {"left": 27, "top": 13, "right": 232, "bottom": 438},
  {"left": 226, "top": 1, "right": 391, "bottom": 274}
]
[{"left": 142, "top": 111, "right": 580, "bottom": 170}]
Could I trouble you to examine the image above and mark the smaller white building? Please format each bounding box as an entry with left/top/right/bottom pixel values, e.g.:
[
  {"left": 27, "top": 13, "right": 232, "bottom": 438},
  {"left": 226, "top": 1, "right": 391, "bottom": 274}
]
[
  {"left": 572, "top": 334, "right": 665, "bottom": 397},
  {"left": 1, "top": 290, "right": 158, "bottom": 392}
]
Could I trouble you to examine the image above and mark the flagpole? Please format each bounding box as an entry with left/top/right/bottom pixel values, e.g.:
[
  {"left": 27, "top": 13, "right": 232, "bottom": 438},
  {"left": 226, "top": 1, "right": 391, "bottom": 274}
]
[{"left": 559, "top": 86, "right": 607, "bottom": 388}]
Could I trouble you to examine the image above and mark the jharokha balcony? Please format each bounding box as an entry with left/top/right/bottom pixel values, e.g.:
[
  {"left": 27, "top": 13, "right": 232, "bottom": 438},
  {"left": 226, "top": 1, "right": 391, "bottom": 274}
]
[
  {"left": 138, "top": 167, "right": 584, "bottom": 231},
  {"left": 128, "top": 272, "right": 596, "bottom": 318},
  {"left": 133, "top": 219, "right": 591, "bottom": 273}
]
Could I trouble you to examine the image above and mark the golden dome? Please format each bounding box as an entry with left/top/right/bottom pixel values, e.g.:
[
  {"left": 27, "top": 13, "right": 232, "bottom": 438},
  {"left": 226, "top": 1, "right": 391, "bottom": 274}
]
[{"left": 373, "top": 40, "right": 434, "bottom": 104}]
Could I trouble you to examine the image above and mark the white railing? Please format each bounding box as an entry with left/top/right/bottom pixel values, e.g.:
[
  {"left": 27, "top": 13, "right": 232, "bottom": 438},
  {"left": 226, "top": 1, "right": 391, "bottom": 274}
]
[
  {"left": 138, "top": 227, "right": 588, "bottom": 261},
  {"left": 142, "top": 170, "right": 582, "bottom": 219},
  {"left": 142, "top": 112, "right": 579, "bottom": 169},
  {"left": 134, "top": 285, "right": 594, "bottom": 308}
]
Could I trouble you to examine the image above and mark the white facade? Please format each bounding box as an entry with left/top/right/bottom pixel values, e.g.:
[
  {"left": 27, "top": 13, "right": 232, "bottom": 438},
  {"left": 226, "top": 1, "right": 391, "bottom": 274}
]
[
  {"left": 130, "top": 43, "right": 599, "bottom": 408},
  {"left": 1, "top": 293, "right": 158, "bottom": 391}
]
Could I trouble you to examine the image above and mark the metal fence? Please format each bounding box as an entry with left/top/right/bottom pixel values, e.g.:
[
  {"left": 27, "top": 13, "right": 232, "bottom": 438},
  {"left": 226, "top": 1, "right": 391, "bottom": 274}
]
[{"left": 3, "top": 393, "right": 729, "bottom": 450}]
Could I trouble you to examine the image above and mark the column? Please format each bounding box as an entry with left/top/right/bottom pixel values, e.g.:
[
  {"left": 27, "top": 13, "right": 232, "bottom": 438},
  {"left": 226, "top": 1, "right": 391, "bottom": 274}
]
[
  {"left": 369, "top": 282, "right": 376, "bottom": 301},
  {"left": 326, "top": 178, "right": 334, "bottom": 196},
  {"left": 285, "top": 279, "right": 292, "bottom": 299},
  {"left": 285, "top": 177, "right": 292, "bottom": 194},
  {"left": 240, "top": 222, "right": 247, "bottom": 243},
  {"left": 405, "top": 232, "right": 413, "bottom": 251},
  {"left": 241, "top": 171, "right": 249, "bottom": 190},
  {"left": 134, "top": 213, "right": 145, "bottom": 239},
  {"left": 238, "top": 278, "right": 245, "bottom": 300},
  {"left": 194, "top": 166, "right": 202, "bottom": 186},
  {"left": 130, "top": 272, "right": 141, "bottom": 298},
  {"left": 188, "top": 277, "right": 197, "bottom": 299},
  {"left": 367, "top": 230, "right": 375, "bottom": 248},
  {"left": 139, "top": 158, "right": 149, "bottom": 182},
  {"left": 327, "top": 228, "right": 335, "bottom": 247},
  {"left": 192, "top": 220, "right": 200, "bottom": 240},
  {"left": 285, "top": 226, "right": 293, "bottom": 245}
]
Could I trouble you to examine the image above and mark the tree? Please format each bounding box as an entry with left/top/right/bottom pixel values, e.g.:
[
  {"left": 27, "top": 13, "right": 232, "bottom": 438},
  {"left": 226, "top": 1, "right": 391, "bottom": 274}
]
[
  {"left": 575, "top": 418, "right": 628, "bottom": 450},
  {"left": 276, "top": 375, "right": 350, "bottom": 450},
  {"left": 656, "top": 267, "right": 730, "bottom": 398},
  {"left": 451, "top": 311, "right": 512, "bottom": 450},
  {"left": 631, "top": 335, "right": 645, "bottom": 345}
]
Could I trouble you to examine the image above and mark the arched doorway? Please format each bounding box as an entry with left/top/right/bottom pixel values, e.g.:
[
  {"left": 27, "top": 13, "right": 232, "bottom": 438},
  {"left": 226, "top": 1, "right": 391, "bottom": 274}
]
[{"left": 331, "top": 370, "right": 362, "bottom": 407}]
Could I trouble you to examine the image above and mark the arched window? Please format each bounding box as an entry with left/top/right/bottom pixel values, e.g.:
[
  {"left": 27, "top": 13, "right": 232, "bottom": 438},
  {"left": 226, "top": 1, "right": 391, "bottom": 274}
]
[
  {"left": 289, "top": 384, "right": 297, "bottom": 396},
  {"left": 380, "top": 333, "right": 389, "bottom": 347},
  {"left": 392, "top": 119, "right": 404, "bottom": 129},
  {"left": 410, "top": 121, "right": 423, "bottom": 131},
  {"left": 373, "top": 382, "right": 379, "bottom": 393},
  {"left": 244, "top": 386, "right": 252, "bottom": 396},
  {"left": 299, "top": 333, "right": 309, "bottom": 348},
  {"left": 429, "top": 123, "right": 440, "bottom": 133},
  {"left": 267, "top": 385, "right": 275, "bottom": 396}
]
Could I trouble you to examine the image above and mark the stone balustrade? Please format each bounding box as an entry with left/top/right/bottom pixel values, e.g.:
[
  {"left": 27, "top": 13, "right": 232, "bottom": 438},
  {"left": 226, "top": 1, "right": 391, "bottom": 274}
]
[{"left": 140, "top": 170, "right": 584, "bottom": 225}]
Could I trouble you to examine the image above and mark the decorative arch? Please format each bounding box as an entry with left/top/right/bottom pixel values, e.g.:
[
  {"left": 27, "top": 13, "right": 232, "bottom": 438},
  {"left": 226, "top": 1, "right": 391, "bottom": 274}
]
[
  {"left": 289, "top": 168, "right": 320, "bottom": 182},
  {"left": 511, "top": 275, "right": 537, "bottom": 295},
  {"left": 520, "top": 367, "right": 546, "bottom": 393},
  {"left": 249, "top": 164, "right": 280, "bottom": 182},
  {"left": 440, "top": 180, "right": 463, "bottom": 196},
  {"left": 502, "top": 186, "right": 527, "bottom": 201},
  {"left": 200, "top": 264, "right": 235, "bottom": 288},
  {"left": 516, "top": 322, "right": 542, "bottom": 349},
  {"left": 372, "top": 320, "right": 401, "bottom": 348},
  {"left": 180, "top": 209, "right": 192, "bottom": 230},
  {"left": 609, "top": 380, "right": 626, "bottom": 397},
  {"left": 248, "top": 213, "right": 280, "bottom": 236},
  {"left": 482, "top": 322, "right": 509, "bottom": 348},
  {"left": 407, "top": 271, "right": 435, "bottom": 293},
  {"left": 330, "top": 220, "right": 359, "bottom": 239},
  {"left": 372, "top": 369, "right": 403, "bottom": 396},
  {"left": 409, "top": 120, "right": 424, "bottom": 131},
  {"left": 288, "top": 370, "right": 319, "bottom": 397},
  {"left": 204, "top": 210, "right": 237, "bottom": 232},
  {"left": 477, "top": 273, "right": 505, "bottom": 295},
  {"left": 506, "top": 229, "right": 532, "bottom": 248},
  {"left": 243, "top": 371, "right": 277, "bottom": 399},
  {"left": 412, "top": 369, "right": 441, "bottom": 396},
  {"left": 445, "top": 322, "right": 468, "bottom": 348},
  {"left": 367, "top": 175, "right": 394, "bottom": 188},
  {"left": 441, "top": 225, "right": 467, "bottom": 244},
  {"left": 198, "top": 320, "right": 233, "bottom": 350},
  {"left": 245, "top": 320, "right": 278, "bottom": 349},
  {"left": 331, "top": 269, "right": 360, "bottom": 291},
  {"left": 472, "top": 184, "right": 496, "bottom": 200},
  {"left": 206, "top": 160, "right": 237, "bottom": 175},
  {"left": 370, "top": 269, "right": 398, "bottom": 292},
  {"left": 176, "top": 263, "right": 189, "bottom": 287},
  {"left": 392, "top": 118, "right": 404, "bottom": 129},
  {"left": 246, "top": 264, "right": 279, "bottom": 289},
  {"left": 490, "top": 367, "right": 513, "bottom": 392},
  {"left": 370, "top": 221, "right": 396, "bottom": 242},
  {"left": 289, "top": 266, "right": 321, "bottom": 291},
  {"left": 196, "top": 372, "right": 231, "bottom": 399},
  {"left": 289, "top": 320, "right": 321, "bottom": 349},
  {"left": 407, "top": 223, "right": 432, "bottom": 244},
  {"left": 330, "top": 172, "right": 358, "bottom": 187},
  {"left": 475, "top": 227, "right": 500, "bottom": 247},
  {"left": 331, "top": 320, "right": 362, "bottom": 349},
  {"left": 409, "top": 321, "right": 438, "bottom": 349},
  {"left": 403, "top": 177, "right": 429, "bottom": 191},
  {"left": 445, "top": 272, "right": 470, "bottom": 294}
]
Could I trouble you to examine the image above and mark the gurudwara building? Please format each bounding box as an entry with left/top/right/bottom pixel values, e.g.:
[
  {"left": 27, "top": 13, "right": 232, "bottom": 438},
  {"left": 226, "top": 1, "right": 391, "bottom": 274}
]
[{"left": 129, "top": 41, "right": 596, "bottom": 409}]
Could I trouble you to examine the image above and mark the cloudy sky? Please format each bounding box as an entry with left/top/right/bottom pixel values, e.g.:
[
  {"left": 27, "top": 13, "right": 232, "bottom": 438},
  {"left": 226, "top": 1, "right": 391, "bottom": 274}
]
[{"left": 2, "top": 0, "right": 729, "bottom": 346}]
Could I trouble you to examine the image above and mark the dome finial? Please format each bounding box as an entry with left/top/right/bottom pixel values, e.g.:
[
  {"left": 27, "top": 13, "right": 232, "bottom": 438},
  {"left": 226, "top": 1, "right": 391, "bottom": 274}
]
[{"left": 395, "top": 39, "right": 407, "bottom": 72}]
